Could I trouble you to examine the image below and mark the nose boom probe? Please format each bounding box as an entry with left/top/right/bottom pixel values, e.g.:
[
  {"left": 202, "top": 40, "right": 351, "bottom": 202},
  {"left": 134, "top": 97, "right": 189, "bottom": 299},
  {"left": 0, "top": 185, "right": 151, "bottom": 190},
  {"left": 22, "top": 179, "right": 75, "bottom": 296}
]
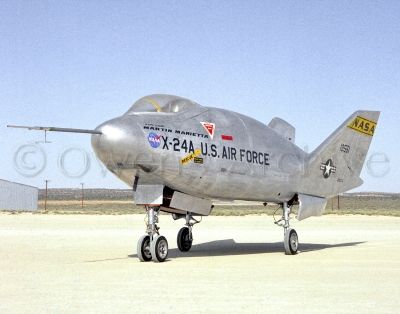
[{"left": 7, "top": 124, "right": 102, "bottom": 143}]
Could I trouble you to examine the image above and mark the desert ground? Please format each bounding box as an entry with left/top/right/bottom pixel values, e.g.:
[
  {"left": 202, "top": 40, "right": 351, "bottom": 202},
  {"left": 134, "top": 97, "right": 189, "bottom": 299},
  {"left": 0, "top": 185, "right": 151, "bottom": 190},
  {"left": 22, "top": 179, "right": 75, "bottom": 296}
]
[{"left": 0, "top": 214, "right": 399, "bottom": 313}]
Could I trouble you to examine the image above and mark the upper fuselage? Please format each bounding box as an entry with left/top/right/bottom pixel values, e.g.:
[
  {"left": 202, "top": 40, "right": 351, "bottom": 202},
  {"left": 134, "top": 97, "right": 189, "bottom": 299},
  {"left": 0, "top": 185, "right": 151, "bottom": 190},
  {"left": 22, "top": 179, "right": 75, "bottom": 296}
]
[{"left": 91, "top": 94, "right": 307, "bottom": 203}]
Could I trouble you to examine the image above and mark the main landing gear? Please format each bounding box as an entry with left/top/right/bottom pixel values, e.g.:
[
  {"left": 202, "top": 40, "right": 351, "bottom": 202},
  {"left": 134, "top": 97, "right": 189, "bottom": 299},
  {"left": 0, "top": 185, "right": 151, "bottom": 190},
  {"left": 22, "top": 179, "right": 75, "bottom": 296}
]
[
  {"left": 176, "top": 213, "right": 201, "bottom": 252},
  {"left": 137, "top": 206, "right": 169, "bottom": 263},
  {"left": 274, "top": 202, "right": 299, "bottom": 255}
]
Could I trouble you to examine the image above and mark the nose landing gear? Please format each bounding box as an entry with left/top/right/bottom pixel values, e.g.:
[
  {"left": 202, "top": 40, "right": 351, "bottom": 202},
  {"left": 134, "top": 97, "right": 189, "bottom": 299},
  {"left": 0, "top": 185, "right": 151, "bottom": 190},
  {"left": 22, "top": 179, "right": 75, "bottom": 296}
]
[
  {"left": 137, "top": 206, "right": 169, "bottom": 263},
  {"left": 150, "top": 235, "right": 168, "bottom": 262},
  {"left": 137, "top": 234, "right": 152, "bottom": 262},
  {"left": 137, "top": 208, "right": 202, "bottom": 262}
]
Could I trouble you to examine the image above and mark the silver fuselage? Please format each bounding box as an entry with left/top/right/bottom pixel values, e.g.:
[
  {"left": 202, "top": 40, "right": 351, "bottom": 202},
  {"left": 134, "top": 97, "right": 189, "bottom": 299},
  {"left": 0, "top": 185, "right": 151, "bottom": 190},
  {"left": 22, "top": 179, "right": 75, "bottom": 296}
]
[{"left": 92, "top": 105, "right": 306, "bottom": 203}]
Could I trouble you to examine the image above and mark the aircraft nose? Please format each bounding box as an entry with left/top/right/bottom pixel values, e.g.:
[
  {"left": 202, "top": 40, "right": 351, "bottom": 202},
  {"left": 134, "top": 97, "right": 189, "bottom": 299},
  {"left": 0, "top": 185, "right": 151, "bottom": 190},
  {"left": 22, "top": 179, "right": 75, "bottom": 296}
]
[{"left": 91, "top": 116, "right": 142, "bottom": 168}]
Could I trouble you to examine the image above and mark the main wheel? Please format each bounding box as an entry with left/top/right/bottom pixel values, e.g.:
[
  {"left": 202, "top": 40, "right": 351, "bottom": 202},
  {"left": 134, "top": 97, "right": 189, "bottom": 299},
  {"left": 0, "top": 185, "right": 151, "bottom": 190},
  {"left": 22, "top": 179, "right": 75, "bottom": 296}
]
[
  {"left": 150, "top": 235, "right": 169, "bottom": 262},
  {"left": 137, "top": 235, "right": 152, "bottom": 262},
  {"left": 284, "top": 228, "right": 298, "bottom": 255},
  {"left": 177, "top": 227, "right": 193, "bottom": 252}
]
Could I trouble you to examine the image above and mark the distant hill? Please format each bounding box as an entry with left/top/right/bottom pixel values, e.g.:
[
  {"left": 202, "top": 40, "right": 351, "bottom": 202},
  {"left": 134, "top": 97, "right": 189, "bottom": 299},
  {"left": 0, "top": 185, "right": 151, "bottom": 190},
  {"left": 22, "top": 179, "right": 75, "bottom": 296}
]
[
  {"left": 39, "top": 189, "right": 133, "bottom": 200},
  {"left": 34, "top": 189, "right": 400, "bottom": 216},
  {"left": 39, "top": 189, "right": 400, "bottom": 202}
]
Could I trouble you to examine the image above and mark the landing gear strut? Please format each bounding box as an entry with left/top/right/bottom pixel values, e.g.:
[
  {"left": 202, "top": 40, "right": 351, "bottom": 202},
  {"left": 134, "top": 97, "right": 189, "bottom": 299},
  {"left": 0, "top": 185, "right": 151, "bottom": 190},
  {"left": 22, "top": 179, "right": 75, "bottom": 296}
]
[
  {"left": 274, "top": 202, "right": 299, "bottom": 255},
  {"left": 137, "top": 206, "right": 169, "bottom": 263},
  {"left": 177, "top": 213, "right": 200, "bottom": 252}
]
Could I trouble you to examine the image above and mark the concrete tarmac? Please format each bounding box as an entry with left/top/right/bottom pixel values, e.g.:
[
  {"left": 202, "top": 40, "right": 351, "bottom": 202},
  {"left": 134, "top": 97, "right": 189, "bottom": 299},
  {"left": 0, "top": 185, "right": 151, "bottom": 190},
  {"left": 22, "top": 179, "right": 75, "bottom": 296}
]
[{"left": 0, "top": 214, "right": 399, "bottom": 313}]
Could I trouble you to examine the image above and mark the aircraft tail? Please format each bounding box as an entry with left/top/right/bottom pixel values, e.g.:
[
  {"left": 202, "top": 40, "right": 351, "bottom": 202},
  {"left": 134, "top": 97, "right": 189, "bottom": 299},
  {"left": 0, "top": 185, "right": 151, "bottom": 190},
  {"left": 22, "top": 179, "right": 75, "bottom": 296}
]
[{"left": 300, "top": 110, "right": 380, "bottom": 198}]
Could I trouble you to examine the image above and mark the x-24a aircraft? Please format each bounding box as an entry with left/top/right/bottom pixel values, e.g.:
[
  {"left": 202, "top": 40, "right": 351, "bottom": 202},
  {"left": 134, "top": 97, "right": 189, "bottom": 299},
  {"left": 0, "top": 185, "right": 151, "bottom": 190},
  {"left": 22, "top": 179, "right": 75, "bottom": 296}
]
[{"left": 8, "top": 94, "right": 379, "bottom": 262}]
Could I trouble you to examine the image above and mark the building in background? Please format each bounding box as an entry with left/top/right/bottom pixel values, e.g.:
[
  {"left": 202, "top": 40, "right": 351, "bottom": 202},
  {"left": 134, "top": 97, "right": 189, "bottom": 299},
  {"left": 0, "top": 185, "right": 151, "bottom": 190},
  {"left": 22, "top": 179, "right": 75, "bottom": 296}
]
[{"left": 0, "top": 179, "right": 38, "bottom": 211}]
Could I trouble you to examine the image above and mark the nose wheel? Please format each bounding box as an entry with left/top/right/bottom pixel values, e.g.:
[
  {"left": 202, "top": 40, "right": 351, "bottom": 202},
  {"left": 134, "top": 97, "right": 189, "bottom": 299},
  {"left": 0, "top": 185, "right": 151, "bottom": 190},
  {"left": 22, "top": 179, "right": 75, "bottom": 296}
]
[
  {"left": 150, "top": 235, "right": 169, "bottom": 262},
  {"left": 136, "top": 209, "right": 202, "bottom": 261},
  {"left": 137, "top": 206, "right": 169, "bottom": 263},
  {"left": 137, "top": 235, "right": 152, "bottom": 262}
]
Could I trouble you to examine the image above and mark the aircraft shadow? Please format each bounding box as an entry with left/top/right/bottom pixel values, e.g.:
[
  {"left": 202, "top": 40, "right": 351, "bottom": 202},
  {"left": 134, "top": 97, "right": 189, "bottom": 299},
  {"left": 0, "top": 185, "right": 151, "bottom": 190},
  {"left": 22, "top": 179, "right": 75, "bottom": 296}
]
[{"left": 128, "top": 239, "right": 365, "bottom": 259}]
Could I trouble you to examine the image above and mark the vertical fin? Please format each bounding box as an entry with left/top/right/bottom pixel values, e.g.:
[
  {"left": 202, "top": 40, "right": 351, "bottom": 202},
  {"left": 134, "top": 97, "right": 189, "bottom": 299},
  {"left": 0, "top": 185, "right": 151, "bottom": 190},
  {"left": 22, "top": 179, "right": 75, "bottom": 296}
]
[{"left": 300, "top": 110, "right": 380, "bottom": 198}]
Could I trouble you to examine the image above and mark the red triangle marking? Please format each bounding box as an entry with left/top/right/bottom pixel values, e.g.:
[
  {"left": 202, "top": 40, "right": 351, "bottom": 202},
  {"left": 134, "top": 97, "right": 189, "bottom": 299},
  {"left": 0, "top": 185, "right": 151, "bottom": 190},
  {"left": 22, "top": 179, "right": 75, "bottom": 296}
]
[{"left": 201, "top": 122, "right": 215, "bottom": 139}]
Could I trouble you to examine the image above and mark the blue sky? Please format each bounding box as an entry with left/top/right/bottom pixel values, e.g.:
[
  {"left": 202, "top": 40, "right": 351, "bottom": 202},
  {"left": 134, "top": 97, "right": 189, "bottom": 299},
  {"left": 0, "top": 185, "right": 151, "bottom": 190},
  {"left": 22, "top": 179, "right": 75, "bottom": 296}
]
[{"left": 1, "top": 1, "right": 399, "bottom": 191}]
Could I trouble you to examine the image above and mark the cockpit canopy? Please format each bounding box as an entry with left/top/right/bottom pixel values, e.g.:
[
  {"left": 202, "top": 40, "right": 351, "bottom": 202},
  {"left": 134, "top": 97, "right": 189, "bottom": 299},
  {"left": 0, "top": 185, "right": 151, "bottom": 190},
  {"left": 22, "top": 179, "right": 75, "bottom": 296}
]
[{"left": 125, "top": 94, "right": 201, "bottom": 115}]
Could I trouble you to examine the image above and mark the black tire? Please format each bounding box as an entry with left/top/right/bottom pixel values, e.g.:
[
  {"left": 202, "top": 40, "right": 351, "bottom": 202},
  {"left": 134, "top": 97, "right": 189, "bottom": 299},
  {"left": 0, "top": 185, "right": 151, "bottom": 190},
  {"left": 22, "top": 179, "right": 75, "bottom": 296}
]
[
  {"left": 177, "top": 227, "right": 193, "bottom": 252},
  {"left": 137, "top": 235, "right": 152, "bottom": 262},
  {"left": 284, "top": 228, "right": 298, "bottom": 255},
  {"left": 150, "top": 235, "right": 168, "bottom": 262}
]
